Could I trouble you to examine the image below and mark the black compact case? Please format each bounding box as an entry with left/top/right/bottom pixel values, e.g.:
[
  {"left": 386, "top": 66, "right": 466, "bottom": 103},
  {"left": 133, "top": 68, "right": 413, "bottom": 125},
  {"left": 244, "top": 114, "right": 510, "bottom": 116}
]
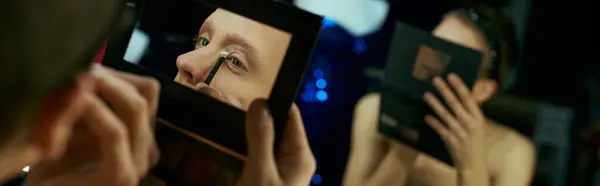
[
  {"left": 102, "top": 0, "right": 321, "bottom": 159},
  {"left": 379, "top": 22, "right": 483, "bottom": 166}
]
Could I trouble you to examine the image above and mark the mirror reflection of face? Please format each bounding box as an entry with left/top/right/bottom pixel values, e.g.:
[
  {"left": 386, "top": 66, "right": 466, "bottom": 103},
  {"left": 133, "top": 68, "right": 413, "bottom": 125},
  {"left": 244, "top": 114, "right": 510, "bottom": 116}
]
[{"left": 174, "top": 8, "right": 292, "bottom": 110}]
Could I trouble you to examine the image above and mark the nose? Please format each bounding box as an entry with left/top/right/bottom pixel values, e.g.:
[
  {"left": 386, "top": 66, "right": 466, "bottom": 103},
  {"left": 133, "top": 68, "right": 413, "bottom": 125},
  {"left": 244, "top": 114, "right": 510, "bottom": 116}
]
[{"left": 176, "top": 47, "right": 220, "bottom": 86}]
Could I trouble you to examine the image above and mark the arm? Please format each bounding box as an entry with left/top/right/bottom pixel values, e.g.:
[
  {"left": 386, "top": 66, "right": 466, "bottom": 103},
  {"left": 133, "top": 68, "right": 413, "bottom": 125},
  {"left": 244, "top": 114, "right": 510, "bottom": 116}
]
[
  {"left": 343, "top": 93, "right": 415, "bottom": 186},
  {"left": 343, "top": 93, "right": 390, "bottom": 186},
  {"left": 492, "top": 138, "right": 536, "bottom": 186},
  {"left": 457, "top": 164, "right": 491, "bottom": 186}
]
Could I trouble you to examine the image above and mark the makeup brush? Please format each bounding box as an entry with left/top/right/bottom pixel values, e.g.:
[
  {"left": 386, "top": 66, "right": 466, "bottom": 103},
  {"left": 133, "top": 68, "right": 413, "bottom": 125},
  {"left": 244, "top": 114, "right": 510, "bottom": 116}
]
[{"left": 204, "top": 50, "right": 229, "bottom": 85}]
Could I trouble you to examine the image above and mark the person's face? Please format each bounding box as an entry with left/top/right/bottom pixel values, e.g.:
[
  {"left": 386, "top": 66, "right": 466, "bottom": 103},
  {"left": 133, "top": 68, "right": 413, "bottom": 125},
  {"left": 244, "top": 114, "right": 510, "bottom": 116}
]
[
  {"left": 174, "top": 8, "right": 291, "bottom": 110},
  {"left": 428, "top": 13, "right": 498, "bottom": 103}
]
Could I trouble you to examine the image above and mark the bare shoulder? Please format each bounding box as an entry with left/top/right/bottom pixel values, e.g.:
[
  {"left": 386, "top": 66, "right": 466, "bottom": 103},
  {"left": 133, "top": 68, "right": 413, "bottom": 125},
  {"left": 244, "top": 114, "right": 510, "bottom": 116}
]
[
  {"left": 500, "top": 127, "right": 536, "bottom": 167},
  {"left": 486, "top": 123, "right": 536, "bottom": 185},
  {"left": 352, "top": 93, "right": 382, "bottom": 136},
  {"left": 487, "top": 123, "right": 535, "bottom": 158},
  {"left": 356, "top": 93, "right": 381, "bottom": 112}
]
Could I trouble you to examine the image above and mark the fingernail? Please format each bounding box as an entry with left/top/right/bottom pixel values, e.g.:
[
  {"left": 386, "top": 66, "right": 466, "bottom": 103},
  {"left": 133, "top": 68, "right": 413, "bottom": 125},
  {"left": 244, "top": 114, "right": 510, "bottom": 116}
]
[
  {"left": 91, "top": 64, "right": 107, "bottom": 75},
  {"left": 423, "top": 92, "right": 432, "bottom": 99},
  {"left": 93, "top": 63, "right": 104, "bottom": 70},
  {"left": 251, "top": 99, "right": 272, "bottom": 132},
  {"left": 249, "top": 99, "right": 269, "bottom": 118},
  {"left": 432, "top": 76, "right": 442, "bottom": 84},
  {"left": 77, "top": 74, "right": 95, "bottom": 91},
  {"left": 260, "top": 100, "right": 272, "bottom": 118},
  {"left": 194, "top": 83, "right": 208, "bottom": 89},
  {"left": 194, "top": 83, "right": 210, "bottom": 94},
  {"left": 448, "top": 73, "right": 458, "bottom": 81}
]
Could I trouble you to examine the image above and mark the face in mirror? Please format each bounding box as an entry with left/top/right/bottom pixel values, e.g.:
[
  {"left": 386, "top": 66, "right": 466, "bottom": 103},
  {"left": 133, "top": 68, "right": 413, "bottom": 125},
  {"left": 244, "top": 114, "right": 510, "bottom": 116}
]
[
  {"left": 174, "top": 8, "right": 291, "bottom": 110},
  {"left": 123, "top": 5, "right": 291, "bottom": 111}
]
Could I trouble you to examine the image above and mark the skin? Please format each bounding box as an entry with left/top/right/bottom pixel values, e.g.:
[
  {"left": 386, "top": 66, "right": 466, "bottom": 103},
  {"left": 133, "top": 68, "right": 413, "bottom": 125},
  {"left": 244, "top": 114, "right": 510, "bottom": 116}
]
[
  {"left": 0, "top": 4, "right": 312, "bottom": 186},
  {"left": 0, "top": 65, "right": 160, "bottom": 185},
  {"left": 343, "top": 12, "right": 536, "bottom": 186},
  {"left": 174, "top": 8, "right": 292, "bottom": 110},
  {"left": 0, "top": 66, "right": 316, "bottom": 186},
  {"left": 237, "top": 100, "right": 316, "bottom": 186}
]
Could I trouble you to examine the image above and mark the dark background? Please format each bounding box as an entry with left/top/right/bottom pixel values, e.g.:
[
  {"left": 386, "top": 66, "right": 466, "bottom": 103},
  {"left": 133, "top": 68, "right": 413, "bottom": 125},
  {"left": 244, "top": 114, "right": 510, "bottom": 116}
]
[
  {"left": 285, "top": 0, "right": 597, "bottom": 185},
  {"left": 3, "top": 0, "right": 596, "bottom": 186},
  {"left": 134, "top": 0, "right": 216, "bottom": 78}
]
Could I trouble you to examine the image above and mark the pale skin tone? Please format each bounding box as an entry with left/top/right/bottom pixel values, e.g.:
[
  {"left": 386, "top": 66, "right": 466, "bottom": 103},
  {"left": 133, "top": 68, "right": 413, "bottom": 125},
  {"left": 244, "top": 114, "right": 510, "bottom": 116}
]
[
  {"left": 0, "top": 65, "right": 316, "bottom": 186},
  {"left": 0, "top": 5, "right": 311, "bottom": 186},
  {"left": 0, "top": 64, "right": 161, "bottom": 186},
  {"left": 343, "top": 12, "right": 536, "bottom": 186},
  {"left": 174, "top": 8, "right": 291, "bottom": 110}
]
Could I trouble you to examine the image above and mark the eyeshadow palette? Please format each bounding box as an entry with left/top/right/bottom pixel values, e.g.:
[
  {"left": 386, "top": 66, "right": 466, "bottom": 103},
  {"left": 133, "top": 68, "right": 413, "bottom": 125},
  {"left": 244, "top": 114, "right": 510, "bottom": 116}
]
[{"left": 379, "top": 22, "right": 483, "bottom": 166}]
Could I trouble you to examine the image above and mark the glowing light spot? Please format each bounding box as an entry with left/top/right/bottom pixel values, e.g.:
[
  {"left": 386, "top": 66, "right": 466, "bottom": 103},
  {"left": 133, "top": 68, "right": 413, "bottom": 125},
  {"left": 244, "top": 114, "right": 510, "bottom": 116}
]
[
  {"left": 353, "top": 39, "right": 367, "bottom": 54},
  {"left": 316, "top": 79, "right": 327, "bottom": 89},
  {"left": 316, "top": 90, "right": 328, "bottom": 101},
  {"left": 321, "top": 17, "right": 336, "bottom": 29},
  {"left": 306, "top": 83, "right": 316, "bottom": 92},
  {"left": 312, "top": 174, "right": 323, "bottom": 184},
  {"left": 313, "top": 68, "right": 324, "bottom": 79}
]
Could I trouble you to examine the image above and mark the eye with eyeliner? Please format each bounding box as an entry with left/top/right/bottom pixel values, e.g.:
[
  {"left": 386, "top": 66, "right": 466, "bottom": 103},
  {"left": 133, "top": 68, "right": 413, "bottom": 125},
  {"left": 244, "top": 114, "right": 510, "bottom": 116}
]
[
  {"left": 224, "top": 51, "right": 248, "bottom": 74},
  {"left": 192, "top": 33, "right": 251, "bottom": 74},
  {"left": 193, "top": 35, "right": 210, "bottom": 49}
]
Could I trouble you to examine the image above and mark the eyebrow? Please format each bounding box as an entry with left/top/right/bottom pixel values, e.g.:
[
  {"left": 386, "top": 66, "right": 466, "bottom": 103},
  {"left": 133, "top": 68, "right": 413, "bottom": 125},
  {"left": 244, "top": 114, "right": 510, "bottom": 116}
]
[
  {"left": 222, "top": 33, "right": 261, "bottom": 69},
  {"left": 199, "top": 20, "right": 261, "bottom": 69}
]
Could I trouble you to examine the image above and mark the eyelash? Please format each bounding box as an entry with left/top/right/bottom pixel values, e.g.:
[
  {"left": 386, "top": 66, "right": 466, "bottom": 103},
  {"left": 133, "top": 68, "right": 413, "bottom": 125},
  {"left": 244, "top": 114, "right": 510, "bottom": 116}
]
[{"left": 193, "top": 36, "right": 245, "bottom": 70}]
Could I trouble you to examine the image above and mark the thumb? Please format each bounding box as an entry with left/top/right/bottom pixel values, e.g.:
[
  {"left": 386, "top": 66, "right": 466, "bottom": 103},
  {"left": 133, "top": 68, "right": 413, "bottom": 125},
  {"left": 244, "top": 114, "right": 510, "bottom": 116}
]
[{"left": 244, "top": 99, "right": 277, "bottom": 172}]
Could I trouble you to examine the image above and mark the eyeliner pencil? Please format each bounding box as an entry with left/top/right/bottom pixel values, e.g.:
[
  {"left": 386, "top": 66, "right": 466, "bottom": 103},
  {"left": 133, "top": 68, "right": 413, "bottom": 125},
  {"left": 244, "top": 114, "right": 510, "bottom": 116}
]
[{"left": 204, "top": 56, "right": 225, "bottom": 85}]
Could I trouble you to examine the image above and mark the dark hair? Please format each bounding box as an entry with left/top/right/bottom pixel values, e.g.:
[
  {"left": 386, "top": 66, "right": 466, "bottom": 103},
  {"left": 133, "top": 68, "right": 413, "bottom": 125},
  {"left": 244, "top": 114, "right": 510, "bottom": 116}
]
[
  {"left": 0, "top": 0, "right": 120, "bottom": 145},
  {"left": 454, "top": 2, "right": 519, "bottom": 86}
]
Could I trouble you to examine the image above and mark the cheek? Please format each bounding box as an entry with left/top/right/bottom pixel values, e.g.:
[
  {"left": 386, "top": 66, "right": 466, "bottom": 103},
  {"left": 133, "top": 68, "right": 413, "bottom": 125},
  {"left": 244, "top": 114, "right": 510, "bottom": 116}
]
[{"left": 210, "top": 74, "right": 270, "bottom": 109}]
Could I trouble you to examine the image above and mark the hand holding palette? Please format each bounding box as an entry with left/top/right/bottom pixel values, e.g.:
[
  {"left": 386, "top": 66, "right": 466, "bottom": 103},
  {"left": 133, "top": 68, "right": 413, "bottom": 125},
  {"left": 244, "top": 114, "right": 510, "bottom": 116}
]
[
  {"left": 102, "top": 0, "right": 322, "bottom": 185},
  {"left": 379, "top": 22, "right": 483, "bottom": 166}
]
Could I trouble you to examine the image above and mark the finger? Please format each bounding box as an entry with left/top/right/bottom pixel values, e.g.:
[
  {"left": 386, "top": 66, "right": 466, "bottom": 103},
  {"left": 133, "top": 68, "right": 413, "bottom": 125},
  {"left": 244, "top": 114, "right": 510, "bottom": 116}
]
[
  {"left": 81, "top": 94, "right": 137, "bottom": 185},
  {"left": 243, "top": 99, "right": 277, "bottom": 175},
  {"left": 425, "top": 115, "right": 459, "bottom": 147},
  {"left": 195, "top": 84, "right": 228, "bottom": 103},
  {"left": 92, "top": 67, "right": 154, "bottom": 177},
  {"left": 98, "top": 64, "right": 160, "bottom": 117},
  {"left": 423, "top": 92, "right": 467, "bottom": 140},
  {"left": 38, "top": 74, "right": 95, "bottom": 159},
  {"left": 281, "top": 104, "right": 310, "bottom": 154},
  {"left": 431, "top": 76, "right": 471, "bottom": 122},
  {"left": 448, "top": 73, "right": 484, "bottom": 120},
  {"left": 147, "top": 142, "right": 160, "bottom": 165},
  {"left": 278, "top": 104, "right": 316, "bottom": 181}
]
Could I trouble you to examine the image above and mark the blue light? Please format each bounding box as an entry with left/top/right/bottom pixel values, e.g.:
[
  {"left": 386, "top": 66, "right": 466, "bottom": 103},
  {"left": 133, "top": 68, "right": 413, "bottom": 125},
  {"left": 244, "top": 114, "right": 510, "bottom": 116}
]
[
  {"left": 306, "top": 83, "right": 316, "bottom": 92},
  {"left": 321, "top": 17, "right": 336, "bottom": 29},
  {"left": 316, "top": 79, "right": 327, "bottom": 89},
  {"left": 316, "top": 90, "right": 328, "bottom": 102},
  {"left": 311, "top": 174, "right": 322, "bottom": 185},
  {"left": 301, "top": 91, "right": 312, "bottom": 102},
  {"left": 353, "top": 39, "right": 367, "bottom": 54},
  {"left": 313, "top": 68, "right": 324, "bottom": 79}
]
